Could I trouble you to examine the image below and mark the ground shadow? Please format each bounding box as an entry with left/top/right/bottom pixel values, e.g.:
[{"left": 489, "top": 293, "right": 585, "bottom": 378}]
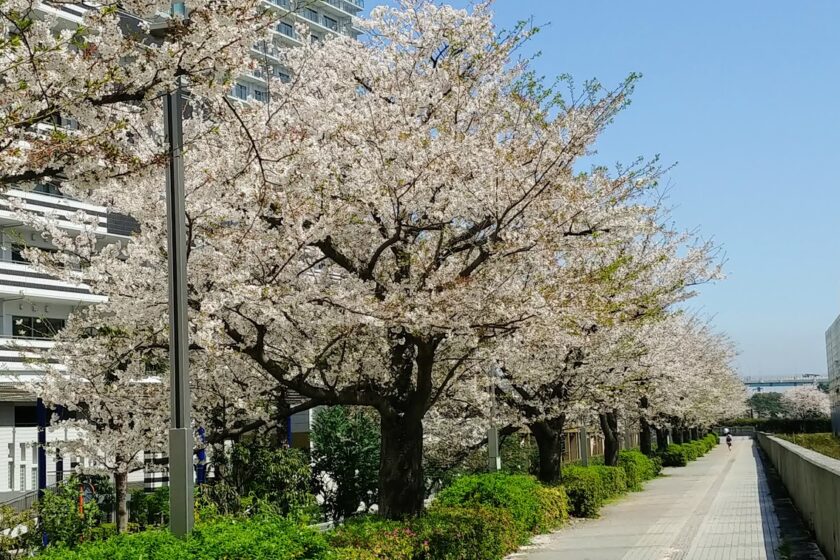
[{"left": 751, "top": 442, "right": 825, "bottom": 559}]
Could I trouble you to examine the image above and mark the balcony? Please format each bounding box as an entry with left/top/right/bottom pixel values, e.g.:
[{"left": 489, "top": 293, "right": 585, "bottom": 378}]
[
  {"left": 0, "top": 188, "right": 139, "bottom": 238},
  {"left": 318, "top": 0, "right": 364, "bottom": 17},
  {"left": 0, "top": 260, "right": 106, "bottom": 305},
  {"left": 0, "top": 337, "right": 62, "bottom": 379}
]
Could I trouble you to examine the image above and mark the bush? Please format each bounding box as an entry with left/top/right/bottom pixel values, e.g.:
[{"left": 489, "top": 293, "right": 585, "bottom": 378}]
[
  {"left": 329, "top": 506, "right": 523, "bottom": 560},
  {"left": 129, "top": 487, "right": 169, "bottom": 528},
  {"left": 206, "top": 444, "right": 317, "bottom": 518},
  {"left": 433, "top": 473, "right": 549, "bottom": 537},
  {"left": 311, "top": 406, "right": 381, "bottom": 521},
  {"left": 328, "top": 517, "right": 417, "bottom": 560},
  {"left": 415, "top": 506, "right": 521, "bottom": 559},
  {"left": 617, "top": 450, "right": 658, "bottom": 491},
  {"left": 185, "top": 515, "right": 330, "bottom": 559},
  {"left": 660, "top": 444, "right": 689, "bottom": 467},
  {"left": 534, "top": 485, "right": 569, "bottom": 531},
  {"left": 561, "top": 466, "right": 603, "bottom": 518},
  {"left": 591, "top": 466, "right": 627, "bottom": 500},
  {"left": 659, "top": 435, "right": 719, "bottom": 468},
  {"left": 37, "top": 515, "right": 331, "bottom": 560},
  {"left": 37, "top": 476, "right": 108, "bottom": 549}
]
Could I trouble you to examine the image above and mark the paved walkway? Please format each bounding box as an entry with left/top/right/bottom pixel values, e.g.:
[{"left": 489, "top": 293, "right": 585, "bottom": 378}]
[{"left": 516, "top": 437, "right": 785, "bottom": 560}]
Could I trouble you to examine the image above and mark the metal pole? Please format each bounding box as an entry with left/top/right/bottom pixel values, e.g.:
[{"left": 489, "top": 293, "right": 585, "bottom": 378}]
[
  {"left": 487, "top": 366, "right": 501, "bottom": 471},
  {"left": 579, "top": 425, "right": 589, "bottom": 466},
  {"left": 164, "top": 80, "right": 194, "bottom": 537},
  {"left": 36, "top": 398, "right": 48, "bottom": 546}
]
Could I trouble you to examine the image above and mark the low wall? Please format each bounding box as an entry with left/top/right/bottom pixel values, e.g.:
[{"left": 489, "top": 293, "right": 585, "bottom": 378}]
[{"left": 757, "top": 433, "right": 840, "bottom": 559}]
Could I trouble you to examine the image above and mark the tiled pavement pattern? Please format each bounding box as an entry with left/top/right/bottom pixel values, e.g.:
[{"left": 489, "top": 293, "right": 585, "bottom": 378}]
[{"left": 517, "top": 437, "right": 786, "bottom": 560}]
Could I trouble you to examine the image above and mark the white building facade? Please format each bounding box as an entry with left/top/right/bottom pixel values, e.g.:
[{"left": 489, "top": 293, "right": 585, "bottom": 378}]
[{"left": 826, "top": 314, "right": 840, "bottom": 436}]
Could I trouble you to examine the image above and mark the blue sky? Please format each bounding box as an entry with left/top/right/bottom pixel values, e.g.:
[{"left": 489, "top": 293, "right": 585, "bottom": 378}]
[
  {"left": 483, "top": 1, "right": 840, "bottom": 378},
  {"left": 374, "top": 1, "right": 840, "bottom": 377}
]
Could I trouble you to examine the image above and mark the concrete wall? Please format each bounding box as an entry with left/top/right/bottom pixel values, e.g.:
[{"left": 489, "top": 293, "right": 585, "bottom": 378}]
[{"left": 757, "top": 433, "right": 840, "bottom": 559}]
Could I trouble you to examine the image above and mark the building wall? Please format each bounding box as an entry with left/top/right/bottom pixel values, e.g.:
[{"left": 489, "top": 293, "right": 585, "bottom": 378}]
[{"left": 826, "top": 315, "right": 840, "bottom": 436}]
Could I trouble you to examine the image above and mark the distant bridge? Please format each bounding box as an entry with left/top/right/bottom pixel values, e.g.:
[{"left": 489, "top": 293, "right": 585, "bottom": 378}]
[{"left": 742, "top": 375, "right": 827, "bottom": 390}]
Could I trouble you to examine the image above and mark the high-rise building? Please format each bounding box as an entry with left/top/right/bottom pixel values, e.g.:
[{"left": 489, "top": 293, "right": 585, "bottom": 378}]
[
  {"left": 825, "top": 315, "right": 840, "bottom": 436},
  {"left": 0, "top": 0, "right": 364, "bottom": 502}
]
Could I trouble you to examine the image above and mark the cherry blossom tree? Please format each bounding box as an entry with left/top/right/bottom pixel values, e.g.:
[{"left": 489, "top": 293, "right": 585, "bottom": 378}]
[
  {"left": 16, "top": 0, "right": 746, "bottom": 520},
  {"left": 19, "top": 0, "right": 668, "bottom": 519},
  {"left": 783, "top": 386, "right": 830, "bottom": 420}
]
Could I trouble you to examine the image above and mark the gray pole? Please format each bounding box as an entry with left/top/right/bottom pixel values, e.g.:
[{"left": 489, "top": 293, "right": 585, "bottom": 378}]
[
  {"left": 487, "top": 366, "right": 501, "bottom": 471},
  {"left": 164, "top": 80, "right": 194, "bottom": 537},
  {"left": 579, "top": 425, "right": 589, "bottom": 467}
]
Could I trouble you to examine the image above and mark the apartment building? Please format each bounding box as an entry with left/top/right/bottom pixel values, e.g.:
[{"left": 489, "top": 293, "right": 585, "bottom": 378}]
[
  {"left": 826, "top": 314, "right": 840, "bottom": 436},
  {"left": 0, "top": 0, "right": 365, "bottom": 502}
]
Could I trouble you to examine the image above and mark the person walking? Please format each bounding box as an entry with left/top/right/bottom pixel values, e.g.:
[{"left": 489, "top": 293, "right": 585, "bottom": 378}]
[{"left": 726, "top": 433, "right": 733, "bottom": 450}]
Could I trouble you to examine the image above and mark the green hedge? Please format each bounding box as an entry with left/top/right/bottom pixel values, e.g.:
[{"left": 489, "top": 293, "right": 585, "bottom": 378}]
[
  {"left": 433, "top": 472, "right": 566, "bottom": 536},
  {"left": 36, "top": 516, "right": 331, "bottom": 560},
  {"left": 328, "top": 506, "right": 522, "bottom": 560},
  {"left": 561, "top": 464, "right": 636, "bottom": 518},
  {"left": 724, "top": 418, "right": 831, "bottom": 433},
  {"left": 329, "top": 472, "right": 568, "bottom": 560},
  {"left": 660, "top": 434, "right": 719, "bottom": 467},
  {"left": 617, "top": 450, "right": 659, "bottom": 491}
]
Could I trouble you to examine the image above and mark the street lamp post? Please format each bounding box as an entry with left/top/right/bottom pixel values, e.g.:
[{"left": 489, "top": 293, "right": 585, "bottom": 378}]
[
  {"left": 163, "top": 3, "right": 193, "bottom": 532},
  {"left": 487, "top": 365, "right": 501, "bottom": 472}
]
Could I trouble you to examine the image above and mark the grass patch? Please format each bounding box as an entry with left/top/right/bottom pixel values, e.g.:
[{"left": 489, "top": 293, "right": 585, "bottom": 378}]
[{"left": 777, "top": 432, "right": 840, "bottom": 460}]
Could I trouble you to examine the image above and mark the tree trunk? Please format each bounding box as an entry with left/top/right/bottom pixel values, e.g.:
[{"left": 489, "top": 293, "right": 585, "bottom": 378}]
[
  {"left": 115, "top": 470, "right": 128, "bottom": 534},
  {"left": 599, "top": 411, "right": 620, "bottom": 466},
  {"left": 690, "top": 427, "right": 699, "bottom": 441},
  {"left": 639, "top": 417, "right": 653, "bottom": 456},
  {"left": 655, "top": 427, "right": 669, "bottom": 452},
  {"left": 378, "top": 410, "right": 424, "bottom": 519},
  {"left": 639, "top": 397, "right": 652, "bottom": 455},
  {"left": 671, "top": 427, "right": 683, "bottom": 444},
  {"left": 682, "top": 428, "right": 691, "bottom": 442},
  {"left": 529, "top": 415, "right": 565, "bottom": 484}
]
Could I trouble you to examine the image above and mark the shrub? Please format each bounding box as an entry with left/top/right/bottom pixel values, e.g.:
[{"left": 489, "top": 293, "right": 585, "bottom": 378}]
[
  {"left": 433, "top": 472, "right": 547, "bottom": 537},
  {"left": 328, "top": 517, "right": 417, "bottom": 560},
  {"left": 129, "top": 487, "right": 170, "bottom": 528},
  {"left": 650, "top": 455, "right": 664, "bottom": 476},
  {"left": 37, "top": 476, "right": 106, "bottom": 549},
  {"left": 36, "top": 529, "right": 186, "bottom": 560},
  {"left": 416, "top": 506, "right": 521, "bottom": 559},
  {"left": 208, "top": 444, "right": 317, "bottom": 519},
  {"left": 185, "top": 515, "right": 330, "bottom": 559},
  {"left": 660, "top": 444, "right": 689, "bottom": 467},
  {"left": 534, "top": 485, "right": 569, "bottom": 530},
  {"left": 617, "top": 450, "right": 658, "bottom": 491},
  {"left": 311, "top": 406, "right": 381, "bottom": 521},
  {"left": 561, "top": 466, "right": 603, "bottom": 518},
  {"left": 591, "top": 466, "right": 627, "bottom": 500},
  {"left": 330, "top": 506, "right": 524, "bottom": 560},
  {"left": 37, "top": 515, "right": 330, "bottom": 560},
  {"left": 724, "top": 418, "right": 831, "bottom": 433}
]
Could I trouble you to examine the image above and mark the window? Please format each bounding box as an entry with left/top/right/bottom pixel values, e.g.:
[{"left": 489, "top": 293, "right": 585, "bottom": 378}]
[
  {"left": 310, "top": 34, "right": 322, "bottom": 44},
  {"left": 233, "top": 83, "right": 248, "bottom": 100},
  {"left": 14, "top": 407, "right": 37, "bottom": 428},
  {"left": 277, "top": 21, "right": 294, "bottom": 37},
  {"left": 11, "top": 244, "right": 28, "bottom": 264},
  {"left": 12, "top": 316, "right": 66, "bottom": 339},
  {"left": 275, "top": 68, "right": 291, "bottom": 83},
  {"left": 254, "top": 89, "right": 269, "bottom": 103},
  {"left": 323, "top": 15, "right": 338, "bottom": 31},
  {"left": 303, "top": 8, "right": 318, "bottom": 22},
  {"left": 33, "top": 183, "right": 61, "bottom": 196}
]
